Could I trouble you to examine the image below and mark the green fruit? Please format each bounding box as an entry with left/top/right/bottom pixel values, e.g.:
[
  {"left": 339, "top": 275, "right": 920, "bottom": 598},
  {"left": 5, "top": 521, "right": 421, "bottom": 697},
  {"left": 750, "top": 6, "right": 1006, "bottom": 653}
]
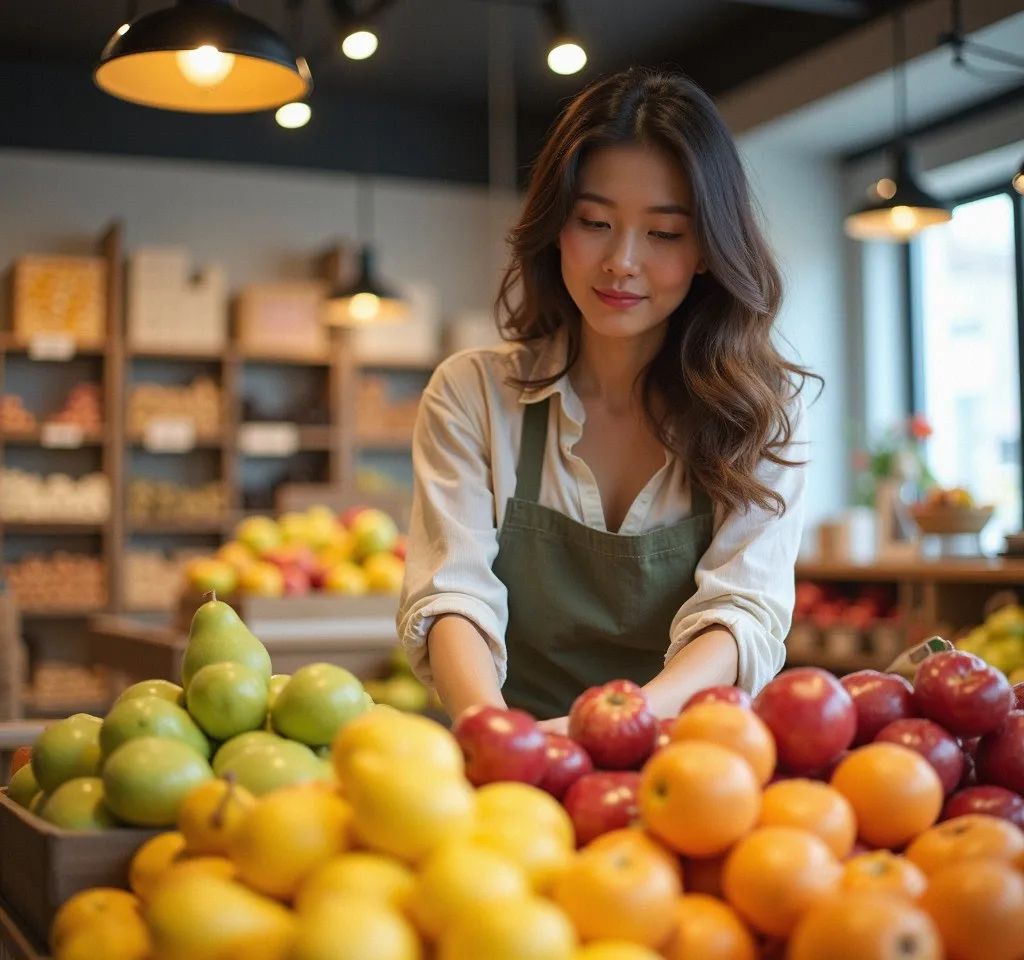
[
  {"left": 29, "top": 791, "right": 47, "bottom": 813},
  {"left": 39, "top": 777, "right": 118, "bottom": 830},
  {"left": 270, "top": 663, "right": 367, "bottom": 746},
  {"left": 102, "top": 737, "right": 213, "bottom": 827},
  {"left": 214, "top": 737, "right": 322, "bottom": 796},
  {"left": 114, "top": 679, "right": 185, "bottom": 708},
  {"left": 182, "top": 598, "right": 272, "bottom": 691},
  {"left": 101, "top": 696, "right": 211, "bottom": 760},
  {"left": 7, "top": 763, "right": 40, "bottom": 808},
  {"left": 362, "top": 690, "right": 375, "bottom": 708},
  {"left": 212, "top": 731, "right": 281, "bottom": 775},
  {"left": 388, "top": 645, "right": 415, "bottom": 678},
  {"left": 267, "top": 674, "right": 290, "bottom": 710},
  {"left": 380, "top": 675, "right": 430, "bottom": 713},
  {"left": 186, "top": 662, "right": 268, "bottom": 741},
  {"left": 31, "top": 714, "right": 102, "bottom": 794}
]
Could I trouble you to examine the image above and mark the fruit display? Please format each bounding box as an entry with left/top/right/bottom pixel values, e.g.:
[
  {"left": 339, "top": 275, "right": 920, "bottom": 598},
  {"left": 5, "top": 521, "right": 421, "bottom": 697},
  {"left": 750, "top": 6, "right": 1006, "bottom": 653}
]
[
  {"left": 128, "top": 377, "right": 221, "bottom": 438},
  {"left": 127, "top": 478, "right": 226, "bottom": 524},
  {"left": 9, "top": 648, "right": 1021, "bottom": 960},
  {"left": 45, "top": 382, "right": 103, "bottom": 432},
  {"left": 125, "top": 550, "right": 202, "bottom": 611},
  {"left": 911, "top": 485, "right": 995, "bottom": 535},
  {"left": 3, "top": 552, "right": 106, "bottom": 610},
  {"left": 12, "top": 254, "right": 106, "bottom": 346},
  {"left": 363, "top": 645, "right": 434, "bottom": 713},
  {"left": 956, "top": 602, "right": 1024, "bottom": 682},
  {"left": 183, "top": 504, "right": 406, "bottom": 598},
  {"left": 0, "top": 393, "right": 37, "bottom": 432},
  {"left": 0, "top": 467, "right": 109, "bottom": 521}
]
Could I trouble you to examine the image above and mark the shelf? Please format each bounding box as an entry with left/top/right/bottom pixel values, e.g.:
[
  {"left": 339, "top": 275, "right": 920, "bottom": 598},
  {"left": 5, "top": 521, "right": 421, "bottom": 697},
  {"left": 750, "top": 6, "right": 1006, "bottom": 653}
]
[
  {"left": 1, "top": 428, "right": 105, "bottom": 447},
  {"left": 22, "top": 692, "right": 112, "bottom": 716},
  {"left": 127, "top": 433, "right": 224, "bottom": 449},
  {"left": 796, "top": 558, "right": 1024, "bottom": 585},
  {"left": 127, "top": 344, "right": 224, "bottom": 361},
  {"left": 237, "top": 349, "right": 331, "bottom": 367},
  {"left": 358, "top": 437, "right": 412, "bottom": 452},
  {"left": 359, "top": 357, "right": 439, "bottom": 372},
  {"left": 0, "top": 332, "right": 104, "bottom": 357},
  {"left": 1, "top": 521, "right": 106, "bottom": 534},
  {"left": 236, "top": 423, "right": 333, "bottom": 454},
  {"left": 20, "top": 606, "right": 107, "bottom": 619},
  {"left": 127, "top": 520, "right": 228, "bottom": 535}
]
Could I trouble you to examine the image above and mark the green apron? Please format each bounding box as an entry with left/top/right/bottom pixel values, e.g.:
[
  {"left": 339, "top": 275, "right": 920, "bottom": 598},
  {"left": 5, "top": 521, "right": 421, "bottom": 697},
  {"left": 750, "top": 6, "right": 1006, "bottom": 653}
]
[{"left": 494, "top": 396, "right": 715, "bottom": 720}]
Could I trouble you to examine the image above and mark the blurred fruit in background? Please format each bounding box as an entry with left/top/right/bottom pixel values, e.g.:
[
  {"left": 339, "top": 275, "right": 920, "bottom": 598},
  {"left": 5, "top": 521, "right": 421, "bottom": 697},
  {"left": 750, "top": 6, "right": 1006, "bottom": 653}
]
[
  {"left": 957, "top": 603, "right": 1024, "bottom": 679},
  {"left": 184, "top": 504, "right": 406, "bottom": 598},
  {"left": 363, "top": 646, "right": 433, "bottom": 713}
]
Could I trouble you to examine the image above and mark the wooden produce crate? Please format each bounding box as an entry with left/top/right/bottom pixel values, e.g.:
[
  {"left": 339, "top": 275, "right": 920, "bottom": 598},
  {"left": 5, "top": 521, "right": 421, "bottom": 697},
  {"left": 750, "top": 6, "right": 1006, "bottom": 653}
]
[{"left": 0, "top": 791, "right": 156, "bottom": 950}]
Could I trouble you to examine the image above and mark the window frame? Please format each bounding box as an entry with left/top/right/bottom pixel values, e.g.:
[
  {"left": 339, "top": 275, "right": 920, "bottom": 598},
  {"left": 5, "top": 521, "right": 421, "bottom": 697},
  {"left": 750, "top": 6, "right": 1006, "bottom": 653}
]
[{"left": 905, "top": 181, "right": 1024, "bottom": 530}]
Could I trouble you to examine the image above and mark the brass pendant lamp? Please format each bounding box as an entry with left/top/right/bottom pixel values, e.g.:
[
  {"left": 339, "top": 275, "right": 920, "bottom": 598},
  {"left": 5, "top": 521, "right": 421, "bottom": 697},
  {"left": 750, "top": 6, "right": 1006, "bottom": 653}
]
[
  {"left": 95, "top": 0, "right": 312, "bottom": 113},
  {"left": 844, "top": 6, "right": 951, "bottom": 242}
]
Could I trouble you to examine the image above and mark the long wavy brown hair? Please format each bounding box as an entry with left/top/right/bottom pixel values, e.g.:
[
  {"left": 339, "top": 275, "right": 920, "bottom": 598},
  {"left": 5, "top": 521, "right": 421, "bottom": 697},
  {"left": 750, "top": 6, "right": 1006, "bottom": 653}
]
[{"left": 496, "top": 67, "right": 822, "bottom": 517}]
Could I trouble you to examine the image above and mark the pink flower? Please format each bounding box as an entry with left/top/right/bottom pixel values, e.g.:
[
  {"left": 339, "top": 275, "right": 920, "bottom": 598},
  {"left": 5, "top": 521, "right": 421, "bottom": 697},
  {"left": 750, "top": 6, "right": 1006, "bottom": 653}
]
[{"left": 908, "top": 414, "right": 933, "bottom": 441}]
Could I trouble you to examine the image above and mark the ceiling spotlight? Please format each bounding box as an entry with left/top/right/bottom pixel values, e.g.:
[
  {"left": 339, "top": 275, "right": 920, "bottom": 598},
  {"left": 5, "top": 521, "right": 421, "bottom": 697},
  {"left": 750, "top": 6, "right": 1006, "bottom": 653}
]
[
  {"left": 543, "top": 1, "right": 587, "bottom": 76},
  {"left": 341, "top": 28, "right": 378, "bottom": 60},
  {"left": 95, "top": 0, "right": 311, "bottom": 113},
  {"left": 276, "top": 101, "right": 311, "bottom": 128}
]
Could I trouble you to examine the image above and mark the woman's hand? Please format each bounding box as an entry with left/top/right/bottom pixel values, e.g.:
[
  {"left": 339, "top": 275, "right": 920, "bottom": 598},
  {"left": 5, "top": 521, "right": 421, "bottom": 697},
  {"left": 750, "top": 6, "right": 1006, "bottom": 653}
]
[{"left": 538, "top": 716, "right": 569, "bottom": 735}]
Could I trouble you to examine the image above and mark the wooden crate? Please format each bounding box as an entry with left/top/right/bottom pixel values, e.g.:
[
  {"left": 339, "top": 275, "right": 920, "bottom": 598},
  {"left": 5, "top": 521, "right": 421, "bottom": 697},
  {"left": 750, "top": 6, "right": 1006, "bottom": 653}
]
[
  {"left": 0, "top": 590, "right": 22, "bottom": 721},
  {"left": 0, "top": 791, "right": 156, "bottom": 949}
]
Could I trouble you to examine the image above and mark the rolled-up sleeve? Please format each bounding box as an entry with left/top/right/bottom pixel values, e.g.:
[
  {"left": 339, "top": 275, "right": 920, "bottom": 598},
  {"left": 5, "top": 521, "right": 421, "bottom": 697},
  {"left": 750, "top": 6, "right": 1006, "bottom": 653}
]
[
  {"left": 397, "top": 357, "right": 510, "bottom": 688},
  {"left": 666, "top": 393, "right": 809, "bottom": 695}
]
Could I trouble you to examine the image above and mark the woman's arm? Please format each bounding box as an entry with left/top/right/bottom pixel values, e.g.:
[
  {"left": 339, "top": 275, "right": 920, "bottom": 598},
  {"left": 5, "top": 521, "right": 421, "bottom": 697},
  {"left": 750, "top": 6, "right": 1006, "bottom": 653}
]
[
  {"left": 643, "top": 625, "right": 738, "bottom": 718},
  {"left": 427, "top": 613, "right": 507, "bottom": 719}
]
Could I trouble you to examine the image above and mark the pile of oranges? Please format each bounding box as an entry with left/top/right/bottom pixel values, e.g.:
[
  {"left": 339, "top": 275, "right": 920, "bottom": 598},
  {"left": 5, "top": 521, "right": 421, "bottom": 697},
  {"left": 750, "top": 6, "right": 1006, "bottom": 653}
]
[{"left": 49, "top": 697, "right": 1024, "bottom": 960}]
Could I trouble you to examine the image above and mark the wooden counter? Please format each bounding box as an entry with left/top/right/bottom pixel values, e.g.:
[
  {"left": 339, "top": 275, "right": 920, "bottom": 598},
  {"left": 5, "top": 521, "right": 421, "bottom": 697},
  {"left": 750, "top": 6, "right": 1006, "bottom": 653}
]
[{"left": 796, "top": 557, "right": 1024, "bottom": 585}]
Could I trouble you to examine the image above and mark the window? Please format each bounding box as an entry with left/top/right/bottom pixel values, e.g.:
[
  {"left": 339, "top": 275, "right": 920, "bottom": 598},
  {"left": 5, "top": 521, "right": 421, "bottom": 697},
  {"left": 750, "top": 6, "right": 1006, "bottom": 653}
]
[{"left": 912, "top": 189, "right": 1023, "bottom": 555}]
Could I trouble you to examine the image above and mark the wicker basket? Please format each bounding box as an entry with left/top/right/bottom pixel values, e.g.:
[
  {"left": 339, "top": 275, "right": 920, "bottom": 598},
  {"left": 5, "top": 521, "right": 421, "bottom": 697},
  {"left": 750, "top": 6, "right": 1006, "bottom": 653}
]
[{"left": 910, "top": 503, "right": 995, "bottom": 535}]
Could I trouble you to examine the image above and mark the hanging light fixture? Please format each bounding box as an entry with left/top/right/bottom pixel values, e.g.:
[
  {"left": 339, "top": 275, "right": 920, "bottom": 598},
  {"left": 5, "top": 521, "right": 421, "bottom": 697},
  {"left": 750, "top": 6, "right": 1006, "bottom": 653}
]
[
  {"left": 326, "top": 180, "right": 407, "bottom": 327},
  {"left": 330, "top": 0, "right": 382, "bottom": 61},
  {"left": 543, "top": 0, "right": 587, "bottom": 76},
  {"left": 844, "top": 6, "right": 950, "bottom": 242},
  {"left": 95, "top": 0, "right": 312, "bottom": 113},
  {"left": 1013, "top": 158, "right": 1024, "bottom": 196}
]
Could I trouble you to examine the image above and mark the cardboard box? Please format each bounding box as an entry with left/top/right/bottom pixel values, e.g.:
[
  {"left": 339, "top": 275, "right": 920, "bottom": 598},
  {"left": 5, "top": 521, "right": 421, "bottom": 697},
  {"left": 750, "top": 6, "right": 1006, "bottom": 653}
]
[
  {"left": 0, "top": 791, "right": 156, "bottom": 949},
  {"left": 11, "top": 257, "right": 105, "bottom": 347},
  {"left": 236, "top": 282, "right": 329, "bottom": 359}
]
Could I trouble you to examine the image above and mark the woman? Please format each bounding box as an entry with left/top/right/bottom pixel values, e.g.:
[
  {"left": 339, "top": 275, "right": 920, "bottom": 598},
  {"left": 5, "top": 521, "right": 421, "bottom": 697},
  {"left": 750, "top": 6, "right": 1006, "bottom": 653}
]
[{"left": 398, "top": 67, "right": 820, "bottom": 730}]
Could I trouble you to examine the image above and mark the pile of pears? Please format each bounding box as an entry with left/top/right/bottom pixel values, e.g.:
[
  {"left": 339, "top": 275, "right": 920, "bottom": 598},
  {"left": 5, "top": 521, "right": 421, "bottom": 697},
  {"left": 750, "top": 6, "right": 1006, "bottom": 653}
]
[{"left": 5, "top": 594, "right": 373, "bottom": 830}]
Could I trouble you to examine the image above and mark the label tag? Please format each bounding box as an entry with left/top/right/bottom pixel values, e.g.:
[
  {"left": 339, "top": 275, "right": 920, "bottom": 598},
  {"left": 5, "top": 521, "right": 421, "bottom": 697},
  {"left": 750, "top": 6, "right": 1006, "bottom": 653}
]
[
  {"left": 239, "top": 422, "right": 300, "bottom": 457},
  {"left": 28, "top": 334, "right": 76, "bottom": 361},
  {"left": 40, "top": 422, "right": 84, "bottom": 448},
  {"left": 144, "top": 417, "right": 196, "bottom": 453}
]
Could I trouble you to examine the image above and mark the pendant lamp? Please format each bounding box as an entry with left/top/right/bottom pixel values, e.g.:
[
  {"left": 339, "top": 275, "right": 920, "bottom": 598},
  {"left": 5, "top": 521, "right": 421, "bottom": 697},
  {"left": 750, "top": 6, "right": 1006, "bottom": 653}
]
[
  {"left": 844, "top": 7, "right": 950, "bottom": 242},
  {"left": 325, "top": 182, "right": 407, "bottom": 327},
  {"left": 95, "top": 0, "right": 312, "bottom": 113}
]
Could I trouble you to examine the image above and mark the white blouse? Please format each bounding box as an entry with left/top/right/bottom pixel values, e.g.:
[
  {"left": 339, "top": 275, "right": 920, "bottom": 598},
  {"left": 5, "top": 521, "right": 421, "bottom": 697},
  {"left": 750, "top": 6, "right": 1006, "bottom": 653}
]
[{"left": 397, "top": 330, "right": 809, "bottom": 697}]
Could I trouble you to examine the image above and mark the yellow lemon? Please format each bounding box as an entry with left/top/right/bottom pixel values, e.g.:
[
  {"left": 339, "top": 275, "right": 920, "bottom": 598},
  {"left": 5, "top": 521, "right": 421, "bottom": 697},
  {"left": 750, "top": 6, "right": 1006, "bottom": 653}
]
[
  {"left": 50, "top": 888, "right": 141, "bottom": 952},
  {"left": 473, "top": 816, "right": 574, "bottom": 893},
  {"left": 229, "top": 785, "right": 351, "bottom": 900},
  {"left": 574, "top": 944, "right": 664, "bottom": 960},
  {"left": 289, "top": 895, "right": 422, "bottom": 960},
  {"left": 438, "top": 895, "right": 577, "bottom": 960},
  {"left": 295, "top": 852, "right": 416, "bottom": 915},
  {"left": 410, "top": 839, "right": 531, "bottom": 940},
  {"left": 177, "top": 776, "right": 255, "bottom": 856},
  {"left": 476, "top": 781, "right": 576, "bottom": 848},
  {"left": 160, "top": 854, "right": 237, "bottom": 886},
  {"left": 346, "top": 752, "right": 475, "bottom": 864},
  {"left": 128, "top": 832, "right": 187, "bottom": 902}
]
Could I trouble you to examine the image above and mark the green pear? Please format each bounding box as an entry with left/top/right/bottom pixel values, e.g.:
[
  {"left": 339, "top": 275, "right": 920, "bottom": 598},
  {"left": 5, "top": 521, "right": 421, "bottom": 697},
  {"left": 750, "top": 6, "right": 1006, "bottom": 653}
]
[
  {"left": 214, "top": 737, "right": 322, "bottom": 796},
  {"left": 31, "top": 714, "right": 103, "bottom": 794},
  {"left": 39, "top": 777, "right": 119, "bottom": 830},
  {"left": 182, "top": 596, "right": 272, "bottom": 691},
  {"left": 270, "top": 663, "right": 367, "bottom": 747},
  {"left": 186, "top": 662, "right": 268, "bottom": 741},
  {"left": 101, "top": 695, "right": 211, "bottom": 760},
  {"left": 114, "top": 679, "right": 186, "bottom": 708},
  {"left": 7, "top": 763, "right": 40, "bottom": 808},
  {"left": 212, "top": 731, "right": 281, "bottom": 775}
]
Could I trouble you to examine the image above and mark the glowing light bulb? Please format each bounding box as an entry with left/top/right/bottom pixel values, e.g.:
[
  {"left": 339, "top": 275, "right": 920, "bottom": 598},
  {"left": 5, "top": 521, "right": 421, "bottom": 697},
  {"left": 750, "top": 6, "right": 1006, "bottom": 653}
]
[
  {"left": 176, "top": 45, "right": 236, "bottom": 87},
  {"left": 116, "top": 23, "right": 131, "bottom": 38},
  {"left": 547, "top": 42, "right": 586, "bottom": 75},
  {"left": 342, "top": 30, "right": 378, "bottom": 60},
  {"left": 890, "top": 206, "right": 917, "bottom": 234},
  {"left": 1013, "top": 172, "right": 1024, "bottom": 196},
  {"left": 874, "top": 178, "right": 897, "bottom": 200},
  {"left": 276, "top": 102, "right": 311, "bottom": 129},
  {"left": 348, "top": 293, "right": 381, "bottom": 323}
]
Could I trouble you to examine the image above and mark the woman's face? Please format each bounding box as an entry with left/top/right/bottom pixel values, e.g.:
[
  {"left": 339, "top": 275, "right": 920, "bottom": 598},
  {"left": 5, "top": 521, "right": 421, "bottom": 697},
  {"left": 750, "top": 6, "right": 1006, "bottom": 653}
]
[{"left": 558, "top": 142, "right": 706, "bottom": 344}]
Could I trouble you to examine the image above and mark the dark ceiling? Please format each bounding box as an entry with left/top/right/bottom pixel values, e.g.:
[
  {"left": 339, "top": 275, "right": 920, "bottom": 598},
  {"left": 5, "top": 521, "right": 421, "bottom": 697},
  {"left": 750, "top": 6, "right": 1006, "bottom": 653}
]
[{"left": 0, "top": 0, "right": 898, "bottom": 184}]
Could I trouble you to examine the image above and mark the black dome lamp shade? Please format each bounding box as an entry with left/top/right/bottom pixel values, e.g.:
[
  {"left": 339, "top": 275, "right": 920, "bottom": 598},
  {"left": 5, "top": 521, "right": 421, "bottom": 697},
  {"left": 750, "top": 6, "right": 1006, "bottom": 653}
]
[
  {"left": 95, "top": 0, "right": 312, "bottom": 113},
  {"left": 326, "top": 246, "right": 408, "bottom": 327}
]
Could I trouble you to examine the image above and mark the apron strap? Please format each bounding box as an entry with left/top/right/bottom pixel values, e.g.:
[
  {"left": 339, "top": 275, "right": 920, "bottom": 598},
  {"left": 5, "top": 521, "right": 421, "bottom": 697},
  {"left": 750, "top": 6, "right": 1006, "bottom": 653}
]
[
  {"left": 514, "top": 397, "right": 550, "bottom": 503},
  {"left": 690, "top": 477, "right": 713, "bottom": 516}
]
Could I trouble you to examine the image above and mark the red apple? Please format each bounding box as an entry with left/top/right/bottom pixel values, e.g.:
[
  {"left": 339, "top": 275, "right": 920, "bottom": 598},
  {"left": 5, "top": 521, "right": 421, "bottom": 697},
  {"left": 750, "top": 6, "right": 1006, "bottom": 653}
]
[
  {"left": 874, "top": 717, "right": 965, "bottom": 795},
  {"left": 1012, "top": 681, "right": 1024, "bottom": 711},
  {"left": 683, "top": 686, "right": 753, "bottom": 710},
  {"left": 841, "top": 670, "right": 916, "bottom": 746},
  {"left": 562, "top": 771, "right": 641, "bottom": 846},
  {"left": 536, "top": 734, "right": 593, "bottom": 800},
  {"left": 340, "top": 505, "right": 371, "bottom": 529},
  {"left": 279, "top": 565, "right": 311, "bottom": 597},
  {"left": 452, "top": 705, "right": 547, "bottom": 787},
  {"left": 975, "top": 710, "right": 1024, "bottom": 794},
  {"left": 941, "top": 785, "right": 1024, "bottom": 829},
  {"left": 655, "top": 718, "right": 674, "bottom": 751},
  {"left": 10, "top": 746, "right": 32, "bottom": 776},
  {"left": 568, "top": 680, "right": 657, "bottom": 770},
  {"left": 263, "top": 544, "right": 318, "bottom": 577},
  {"left": 753, "top": 668, "right": 856, "bottom": 775},
  {"left": 912, "top": 651, "right": 1014, "bottom": 737}
]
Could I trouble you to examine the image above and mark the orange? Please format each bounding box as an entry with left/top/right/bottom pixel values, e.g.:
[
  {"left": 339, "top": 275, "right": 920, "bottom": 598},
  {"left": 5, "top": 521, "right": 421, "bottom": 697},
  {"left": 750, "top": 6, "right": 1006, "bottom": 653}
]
[
  {"left": 553, "top": 829, "right": 682, "bottom": 948},
  {"left": 437, "top": 895, "right": 577, "bottom": 960},
  {"left": 50, "top": 888, "right": 142, "bottom": 952},
  {"left": 54, "top": 908, "right": 151, "bottom": 960},
  {"left": 670, "top": 703, "right": 776, "bottom": 785},
  {"left": 905, "top": 814, "right": 1024, "bottom": 874},
  {"left": 788, "top": 891, "right": 942, "bottom": 960},
  {"left": 639, "top": 742, "right": 760, "bottom": 857},
  {"left": 841, "top": 851, "right": 927, "bottom": 900},
  {"left": 830, "top": 744, "right": 943, "bottom": 849},
  {"left": 758, "top": 779, "right": 855, "bottom": 859},
  {"left": 573, "top": 943, "right": 663, "bottom": 960},
  {"left": 682, "top": 855, "right": 725, "bottom": 897},
  {"left": 920, "top": 859, "right": 1024, "bottom": 960},
  {"left": 663, "top": 893, "right": 756, "bottom": 960},
  {"left": 721, "top": 826, "right": 841, "bottom": 937}
]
